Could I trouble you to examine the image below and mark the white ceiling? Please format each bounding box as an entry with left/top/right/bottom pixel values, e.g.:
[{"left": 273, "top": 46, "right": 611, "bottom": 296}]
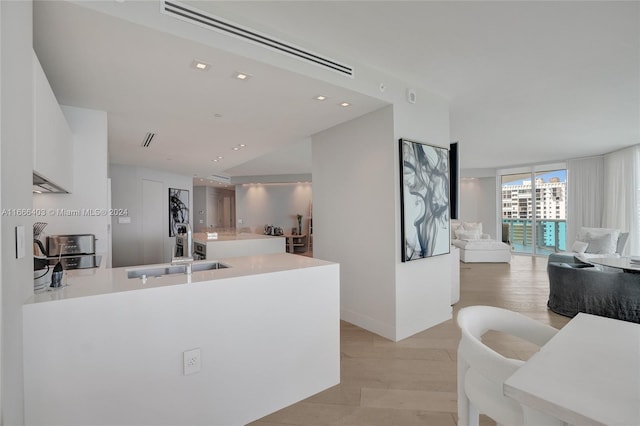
[
  {"left": 33, "top": 1, "right": 387, "bottom": 181},
  {"left": 34, "top": 1, "right": 639, "bottom": 181}
]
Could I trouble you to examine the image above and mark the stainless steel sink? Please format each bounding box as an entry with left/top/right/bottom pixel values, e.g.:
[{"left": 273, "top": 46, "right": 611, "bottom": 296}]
[{"left": 127, "top": 261, "right": 229, "bottom": 279}]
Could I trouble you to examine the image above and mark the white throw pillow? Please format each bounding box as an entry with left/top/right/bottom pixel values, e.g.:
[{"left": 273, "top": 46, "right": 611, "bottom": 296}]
[
  {"left": 455, "top": 229, "right": 481, "bottom": 240},
  {"left": 462, "top": 222, "right": 483, "bottom": 234},
  {"left": 584, "top": 232, "right": 616, "bottom": 254},
  {"left": 571, "top": 240, "right": 589, "bottom": 254},
  {"left": 578, "top": 227, "right": 620, "bottom": 255}
]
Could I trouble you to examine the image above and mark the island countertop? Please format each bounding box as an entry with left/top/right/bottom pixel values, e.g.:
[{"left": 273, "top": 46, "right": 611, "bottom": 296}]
[
  {"left": 192, "top": 232, "right": 282, "bottom": 242},
  {"left": 23, "top": 253, "right": 340, "bottom": 426},
  {"left": 26, "top": 252, "right": 333, "bottom": 305}
]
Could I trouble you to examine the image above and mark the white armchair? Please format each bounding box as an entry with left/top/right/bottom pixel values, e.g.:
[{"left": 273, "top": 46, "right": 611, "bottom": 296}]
[{"left": 456, "top": 306, "right": 558, "bottom": 426}]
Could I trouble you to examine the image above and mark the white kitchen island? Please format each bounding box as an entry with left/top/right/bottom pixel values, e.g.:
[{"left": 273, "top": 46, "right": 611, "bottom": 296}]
[
  {"left": 23, "top": 253, "right": 340, "bottom": 426},
  {"left": 194, "top": 232, "right": 286, "bottom": 259}
]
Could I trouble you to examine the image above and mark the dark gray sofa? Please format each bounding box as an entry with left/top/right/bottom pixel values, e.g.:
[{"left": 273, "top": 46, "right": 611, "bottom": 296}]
[{"left": 547, "top": 261, "right": 640, "bottom": 323}]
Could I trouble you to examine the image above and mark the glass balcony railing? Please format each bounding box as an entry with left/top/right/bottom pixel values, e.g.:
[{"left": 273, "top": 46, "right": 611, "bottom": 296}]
[{"left": 502, "top": 218, "right": 566, "bottom": 256}]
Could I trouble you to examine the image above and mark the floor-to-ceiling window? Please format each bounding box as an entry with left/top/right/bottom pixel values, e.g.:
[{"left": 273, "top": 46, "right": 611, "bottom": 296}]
[{"left": 500, "top": 167, "right": 567, "bottom": 255}]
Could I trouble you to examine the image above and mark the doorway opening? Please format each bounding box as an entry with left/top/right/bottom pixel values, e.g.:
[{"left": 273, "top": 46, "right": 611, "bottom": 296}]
[{"left": 500, "top": 168, "right": 567, "bottom": 255}]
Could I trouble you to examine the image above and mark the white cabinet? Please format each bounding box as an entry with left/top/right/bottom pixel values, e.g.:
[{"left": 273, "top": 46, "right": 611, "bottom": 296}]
[{"left": 33, "top": 51, "right": 73, "bottom": 192}]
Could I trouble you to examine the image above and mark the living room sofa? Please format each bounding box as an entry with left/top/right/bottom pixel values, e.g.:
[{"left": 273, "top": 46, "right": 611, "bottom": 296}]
[
  {"left": 549, "top": 228, "right": 629, "bottom": 264},
  {"left": 547, "top": 261, "right": 640, "bottom": 323},
  {"left": 450, "top": 220, "right": 511, "bottom": 263}
]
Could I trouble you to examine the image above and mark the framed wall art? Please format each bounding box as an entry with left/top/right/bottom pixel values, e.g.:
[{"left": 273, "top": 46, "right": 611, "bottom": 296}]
[
  {"left": 169, "top": 187, "right": 189, "bottom": 237},
  {"left": 399, "top": 138, "right": 450, "bottom": 262}
]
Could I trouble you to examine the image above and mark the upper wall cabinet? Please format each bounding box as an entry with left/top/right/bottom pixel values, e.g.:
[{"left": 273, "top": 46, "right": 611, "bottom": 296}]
[{"left": 33, "top": 51, "right": 73, "bottom": 193}]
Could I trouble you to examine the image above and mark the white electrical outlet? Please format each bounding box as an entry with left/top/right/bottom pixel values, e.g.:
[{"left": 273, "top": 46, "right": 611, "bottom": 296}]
[{"left": 183, "top": 348, "right": 201, "bottom": 375}]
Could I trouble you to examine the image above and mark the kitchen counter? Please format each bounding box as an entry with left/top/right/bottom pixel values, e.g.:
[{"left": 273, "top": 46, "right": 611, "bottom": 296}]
[
  {"left": 26, "top": 252, "right": 330, "bottom": 304},
  {"left": 23, "top": 252, "right": 340, "bottom": 426},
  {"left": 192, "top": 232, "right": 286, "bottom": 260},
  {"left": 193, "top": 231, "right": 281, "bottom": 242}
]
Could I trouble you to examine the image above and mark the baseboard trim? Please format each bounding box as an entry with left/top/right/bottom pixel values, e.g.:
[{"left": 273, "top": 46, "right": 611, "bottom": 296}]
[
  {"left": 395, "top": 307, "right": 453, "bottom": 341},
  {"left": 341, "top": 308, "right": 396, "bottom": 341}
]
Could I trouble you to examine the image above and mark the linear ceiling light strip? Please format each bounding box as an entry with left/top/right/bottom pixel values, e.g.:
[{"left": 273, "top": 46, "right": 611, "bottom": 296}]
[{"left": 162, "top": 1, "right": 354, "bottom": 77}]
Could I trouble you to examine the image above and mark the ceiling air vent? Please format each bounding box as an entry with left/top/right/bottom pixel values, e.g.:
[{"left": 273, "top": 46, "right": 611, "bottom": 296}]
[
  {"left": 209, "top": 173, "right": 231, "bottom": 184},
  {"left": 142, "top": 132, "right": 156, "bottom": 148},
  {"left": 161, "top": 0, "right": 354, "bottom": 78}
]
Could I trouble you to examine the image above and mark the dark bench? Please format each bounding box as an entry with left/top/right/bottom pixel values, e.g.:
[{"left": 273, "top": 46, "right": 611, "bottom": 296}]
[{"left": 547, "top": 261, "right": 640, "bottom": 323}]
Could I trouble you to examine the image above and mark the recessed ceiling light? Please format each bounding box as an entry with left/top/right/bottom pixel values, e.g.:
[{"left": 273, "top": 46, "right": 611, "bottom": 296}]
[
  {"left": 239, "top": 143, "right": 246, "bottom": 147},
  {"left": 234, "top": 72, "right": 251, "bottom": 80},
  {"left": 340, "top": 102, "right": 351, "bottom": 107},
  {"left": 217, "top": 156, "right": 224, "bottom": 159},
  {"left": 191, "top": 60, "right": 210, "bottom": 71},
  {"left": 315, "top": 95, "right": 327, "bottom": 101},
  {"left": 232, "top": 147, "right": 240, "bottom": 151}
]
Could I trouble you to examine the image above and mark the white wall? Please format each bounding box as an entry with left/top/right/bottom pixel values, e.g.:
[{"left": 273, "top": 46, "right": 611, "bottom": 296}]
[
  {"left": 313, "top": 107, "right": 397, "bottom": 338},
  {"left": 393, "top": 93, "right": 453, "bottom": 341},
  {"left": 459, "top": 177, "right": 498, "bottom": 240},
  {"left": 216, "top": 187, "right": 236, "bottom": 229},
  {"left": 193, "top": 186, "right": 207, "bottom": 232},
  {"left": 33, "top": 106, "right": 111, "bottom": 260},
  {"left": 206, "top": 186, "right": 216, "bottom": 227},
  {"left": 193, "top": 186, "right": 238, "bottom": 232},
  {"left": 235, "top": 183, "right": 312, "bottom": 234},
  {"left": 1, "top": 1, "right": 32, "bottom": 423},
  {"left": 313, "top": 99, "right": 451, "bottom": 342},
  {"left": 109, "top": 164, "right": 192, "bottom": 267}
]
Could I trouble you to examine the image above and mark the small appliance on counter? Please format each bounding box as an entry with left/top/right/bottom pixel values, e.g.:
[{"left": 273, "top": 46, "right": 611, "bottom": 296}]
[
  {"left": 33, "top": 225, "right": 80, "bottom": 290},
  {"left": 33, "top": 257, "right": 51, "bottom": 291},
  {"left": 45, "top": 234, "right": 101, "bottom": 272},
  {"left": 47, "top": 234, "right": 96, "bottom": 258}
]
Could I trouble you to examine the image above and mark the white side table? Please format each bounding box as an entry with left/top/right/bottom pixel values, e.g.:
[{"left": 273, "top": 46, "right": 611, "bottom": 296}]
[{"left": 504, "top": 313, "right": 640, "bottom": 425}]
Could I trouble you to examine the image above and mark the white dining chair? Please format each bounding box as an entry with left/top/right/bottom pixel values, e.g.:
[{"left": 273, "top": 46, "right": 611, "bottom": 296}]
[{"left": 456, "top": 305, "right": 558, "bottom": 426}]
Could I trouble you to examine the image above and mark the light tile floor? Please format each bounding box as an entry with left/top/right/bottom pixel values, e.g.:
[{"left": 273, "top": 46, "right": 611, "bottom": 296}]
[{"left": 250, "top": 255, "right": 570, "bottom": 425}]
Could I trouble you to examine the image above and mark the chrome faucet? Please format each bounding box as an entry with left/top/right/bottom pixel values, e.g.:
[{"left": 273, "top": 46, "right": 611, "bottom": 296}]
[{"left": 172, "top": 223, "right": 193, "bottom": 276}]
